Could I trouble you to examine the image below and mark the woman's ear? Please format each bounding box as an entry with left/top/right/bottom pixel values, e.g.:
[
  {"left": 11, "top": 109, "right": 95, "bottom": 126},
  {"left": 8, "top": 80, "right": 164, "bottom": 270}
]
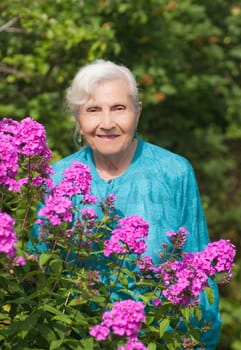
[
  {"left": 77, "top": 115, "right": 84, "bottom": 135},
  {"left": 138, "top": 101, "right": 143, "bottom": 114},
  {"left": 136, "top": 101, "right": 142, "bottom": 123}
]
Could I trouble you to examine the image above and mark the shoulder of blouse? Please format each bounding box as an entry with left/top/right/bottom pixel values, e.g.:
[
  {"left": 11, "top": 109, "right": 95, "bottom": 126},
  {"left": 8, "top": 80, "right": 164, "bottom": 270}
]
[{"left": 138, "top": 140, "right": 194, "bottom": 179}]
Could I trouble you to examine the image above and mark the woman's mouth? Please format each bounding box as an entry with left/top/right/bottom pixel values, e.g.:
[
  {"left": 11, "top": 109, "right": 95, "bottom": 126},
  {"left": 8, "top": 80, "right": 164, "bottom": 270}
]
[{"left": 97, "top": 135, "right": 119, "bottom": 140}]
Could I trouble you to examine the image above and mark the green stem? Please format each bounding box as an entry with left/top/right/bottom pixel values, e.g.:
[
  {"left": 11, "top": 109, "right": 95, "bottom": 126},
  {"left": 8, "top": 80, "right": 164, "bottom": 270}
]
[{"left": 105, "top": 253, "right": 127, "bottom": 307}]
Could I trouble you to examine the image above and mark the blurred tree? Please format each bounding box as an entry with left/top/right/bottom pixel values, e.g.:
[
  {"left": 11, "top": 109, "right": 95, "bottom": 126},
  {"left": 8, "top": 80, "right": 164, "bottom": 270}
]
[{"left": 1, "top": 1, "right": 241, "bottom": 347}]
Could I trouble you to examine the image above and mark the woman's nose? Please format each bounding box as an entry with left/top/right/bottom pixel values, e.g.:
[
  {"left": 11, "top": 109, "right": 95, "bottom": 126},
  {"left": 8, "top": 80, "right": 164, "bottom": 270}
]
[{"left": 100, "top": 110, "right": 115, "bottom": 129}]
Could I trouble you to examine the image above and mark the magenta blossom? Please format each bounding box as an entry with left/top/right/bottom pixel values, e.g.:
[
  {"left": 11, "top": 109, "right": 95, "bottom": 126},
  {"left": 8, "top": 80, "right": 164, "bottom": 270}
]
[
  {"left": 0, "top": 212, "right": 17, "bottom": 258},
  {"left": 0, "top": 117, "right": 53, "bottom": 192},
  {"left": 15, "top": 117, "right": 51, "bottom": 159},
  {"left": 104, "top": 215, "right": 149, "bottom": 256},
  {"left": 38, "top": 194, "right": 73, "bottom": 226},
  {"left": 62, "top": 161, "right": 92, "bottom": 198},
  {"left": 90, "top": 299, "right": 146, "bottom": 342},
  {"left": 0, "top": 119, "right": 22, "bottom": 191},
  {"left": 153, "top": 238, "right": 236, "bottom": 306},
  {"left": 138, "top": 256, "right": 154, "bottom": 271},
  {"left": 151, "top": 298, "right": 162, "bottom": 306},
  {"left": 37, "top": 161, "right": 95, "bottom": 226},
  {"left": 80, "top": 208, "right": 98, "bottom": 221},
  {"left": 200, "top": 239, "right": 236, "bottom": 280},
  {"left": 166, "top": 227, "right": 189, "bottom": 249},
  {"left": 118, "top": 338, "right": 148, "bottom": 350},
  {"left": 12, "top": 256, "right": 26, "bottom": 266}
]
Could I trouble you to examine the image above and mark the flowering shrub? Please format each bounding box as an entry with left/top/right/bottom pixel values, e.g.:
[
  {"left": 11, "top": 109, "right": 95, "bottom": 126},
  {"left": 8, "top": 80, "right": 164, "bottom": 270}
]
[{"left": 0, "top": 117, "right": 236, "bottom": 350}]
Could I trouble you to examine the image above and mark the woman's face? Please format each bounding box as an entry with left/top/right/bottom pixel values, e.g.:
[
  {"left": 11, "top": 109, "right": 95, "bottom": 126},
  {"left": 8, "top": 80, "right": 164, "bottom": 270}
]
[{"left": 78, "top": 79, "right": 140, "bottom": 159}]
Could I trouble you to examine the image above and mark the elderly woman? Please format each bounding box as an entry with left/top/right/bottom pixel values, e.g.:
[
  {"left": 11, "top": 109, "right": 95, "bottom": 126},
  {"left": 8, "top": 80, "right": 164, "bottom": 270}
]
[{"left": 43, "top": 60, "right": 221, "bottom": 348}]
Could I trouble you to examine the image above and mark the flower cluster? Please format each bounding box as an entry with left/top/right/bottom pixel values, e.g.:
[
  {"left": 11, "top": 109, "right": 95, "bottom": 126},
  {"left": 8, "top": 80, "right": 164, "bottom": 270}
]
[
  {"left": 166, "top": 226, "right": 189, "bottom": 249},
  {"left": 14, "top": 117, "right": 51, "bottom": 158},
  {"left": 118, "top": 339, "right": 148, "bottom": 350},
  {"left": 159, "top": 254, "right": 210, "bottom": 305},
  {"left": 0, "top": 119, "right": 22, "bottom": 192},
  {"left": 89, "top": 299, "right": 147, "bottom": 349},
  {"left": 0, "top": 117, "right": 53, "bottom": 192},
  {"left": 38, "top": 161, "right": 96, "bottom": 226},
  {"left": 80, "top": 208, "right": 98, "bottom": 222},
  {"left": 61, "top": 161, "right": 93, "bottom": 199},
  {"left": 104, "top": 215, "right": 149, "bottom": 256},
  {"left": 140, "top": 230, "right": 236, "bottom": 306},
  {"left": 0, "top": 212, "right": 17, "bottom": 258},
  {"left": 100, "top": 193, "right": 117, "bottom": 216},
  {"left": 201, "top": 239, "right": 236, "bottom": 281}
]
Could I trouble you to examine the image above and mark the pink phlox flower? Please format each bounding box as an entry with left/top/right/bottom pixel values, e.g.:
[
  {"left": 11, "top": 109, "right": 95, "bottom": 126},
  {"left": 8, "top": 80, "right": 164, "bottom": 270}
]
[
  {"left": 106, "top": 193, "right": 117, "bottom": 202},
  {"left": 178, "top": 227, "right": 189, "bottom": 234},
  {"left": 38, "top": 161, "right": 94, "bottom": 225},
  {"left": 89, "top": 324, "right": 110, "bottom": 341},
  {"left": 104, "top": 193, "right": 117, "bottom": 211},
  {"left": 104, "top": 215, "right": 149, "bottom": 256},
  {"left": 166, "top": 227, "right": 189, "bottom": 249},
  {"left": 12, "top": 255, "right": 26, "bottom": 266},
  {"left": 80, "top": 208, "right": 98, "bottom": 231},
  {"left": 166, "top": 231, "right": 176, "bottom": 237},
  {"left": 182, "top": 336, "right": 198, "bottom": 349},
  {"left": 32, "top": 175, "right": 54, "bottom": 188},
  {"left": 104, "top": 234, "right": 127, "bottom": 256},
  {"left": 151, "top": 298, "right": 162, "bottom": 306},
  {"left": 7, "top": 177, "right": 28, "bottom": 192},
  {"left": 201, "top": 239, "right": 236, "bottom": 280},
  {"left": 82, "top": 194, "right": 98, "bottom": 204},
  {"left": 0, "top": 122, "right": 20, "bottom": 191},
  {"left": 29, "top": 159, "right": 54, "bottom": 189},
  {"left": 118, "top": 338, "right": 148, "bottom": 350},
  {"left": 0, "top": 117, "right": 52, "bottom": 191},
  {"left": 159, "top": 240, "right": 235, "bottom": 305},
  {"left": 38, "top": 194, "right": 73, "bottom": 226},
  {"left": 62, "top": 161, "right": 92, "bottom": 197},
  {"left": 80, "top": 208, "right": 98, "bottom": 221},
  {"left": 159, "top": 254, "right": 210, "bottom": 305},
  {"left": 103, "top": 300, "right": 145, "bottom": 337},
  {"left": 0, "top": 118, "right": 20, "bottom": 138},
  {"left": 90, "top": 300, "right": 146, "bottom": 342},
  {"left": 0, "top": 212, "right": 17, "bottom": 258},
  {"left": 15, "top": 117, "right": 50, "bottom": 158},
  {"left": 138, "top": 255, "right": 154, "bottom": 270}
]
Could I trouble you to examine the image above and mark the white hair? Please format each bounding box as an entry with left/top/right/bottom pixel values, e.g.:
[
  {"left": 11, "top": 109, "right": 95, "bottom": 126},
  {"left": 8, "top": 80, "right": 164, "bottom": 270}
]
[{"left": 66, "top": 59, "right": 140, "bottom": 120}]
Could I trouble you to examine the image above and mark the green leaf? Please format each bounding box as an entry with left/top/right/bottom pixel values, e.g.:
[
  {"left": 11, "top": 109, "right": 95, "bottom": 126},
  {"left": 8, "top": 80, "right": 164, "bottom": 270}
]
[
  {"left": 37, "top": 323, "right": 57, "bottom": 343},
  {"left": 79, "top": 337, "right": 94, "bottom": 350},
  {"left": 159, "top": 318, "right": 170, "bottom": 337},
  {"left": 43, "top": 304, "right": 62, "bottom": 315},
  {"left": 50, "top": 259, "right": 63, "bottom": 275},
  {"left": 0, "top": 311, "right": 41, "bottom": 337},
  {"left": 49, "top": 339, "right": 64, "bottom": 350},
  {"left": 148, "top": 342, "right": 157, "bottom": 350},
  {"left": 194, "top": 307, "right": 203, "bottom": 323},
  {"left": 205, "top": 286, "right": 215, "bottom": 305},
  {"left": 52, "top": 314, "right": 72, "bottom": 325},
  {"left": 145, "top": 315, "right": 155, "bottom": 325},
  {"left": 39, "top": 252, "right": 52, "bottom": 267},
  {"left": 181, "top": 306, "right": 194, "bottom": 322}
]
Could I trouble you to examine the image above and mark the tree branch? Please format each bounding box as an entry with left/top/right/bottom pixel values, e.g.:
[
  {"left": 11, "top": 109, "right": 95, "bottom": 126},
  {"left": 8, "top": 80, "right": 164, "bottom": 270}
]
[
  {"left": 0, "top": 17, "right": 27, "bottom": 33},
  {"left": 0, "top": 65, "right": 29, "bottom": 78}
]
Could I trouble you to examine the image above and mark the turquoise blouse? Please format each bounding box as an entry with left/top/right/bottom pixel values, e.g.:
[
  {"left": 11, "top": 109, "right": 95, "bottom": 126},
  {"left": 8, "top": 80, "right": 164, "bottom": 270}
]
[{"left": 36, "top": 139, "right": 221, "bottom": 348}]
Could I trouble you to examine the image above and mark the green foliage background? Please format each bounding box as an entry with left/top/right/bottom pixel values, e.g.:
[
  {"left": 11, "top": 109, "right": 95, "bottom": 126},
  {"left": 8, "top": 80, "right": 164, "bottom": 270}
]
[{"left": 1, "top": 0, "right": 241, "bottom": 348}]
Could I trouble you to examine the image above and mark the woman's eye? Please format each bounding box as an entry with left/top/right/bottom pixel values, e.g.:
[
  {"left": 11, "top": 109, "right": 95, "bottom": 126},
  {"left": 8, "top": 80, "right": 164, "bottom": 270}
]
[
  {"left": 87, "top": 107, "right": 99, "bottom": 113},
  {"left": 113, "top": 105, "right": 125, "bottom": 111}
]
